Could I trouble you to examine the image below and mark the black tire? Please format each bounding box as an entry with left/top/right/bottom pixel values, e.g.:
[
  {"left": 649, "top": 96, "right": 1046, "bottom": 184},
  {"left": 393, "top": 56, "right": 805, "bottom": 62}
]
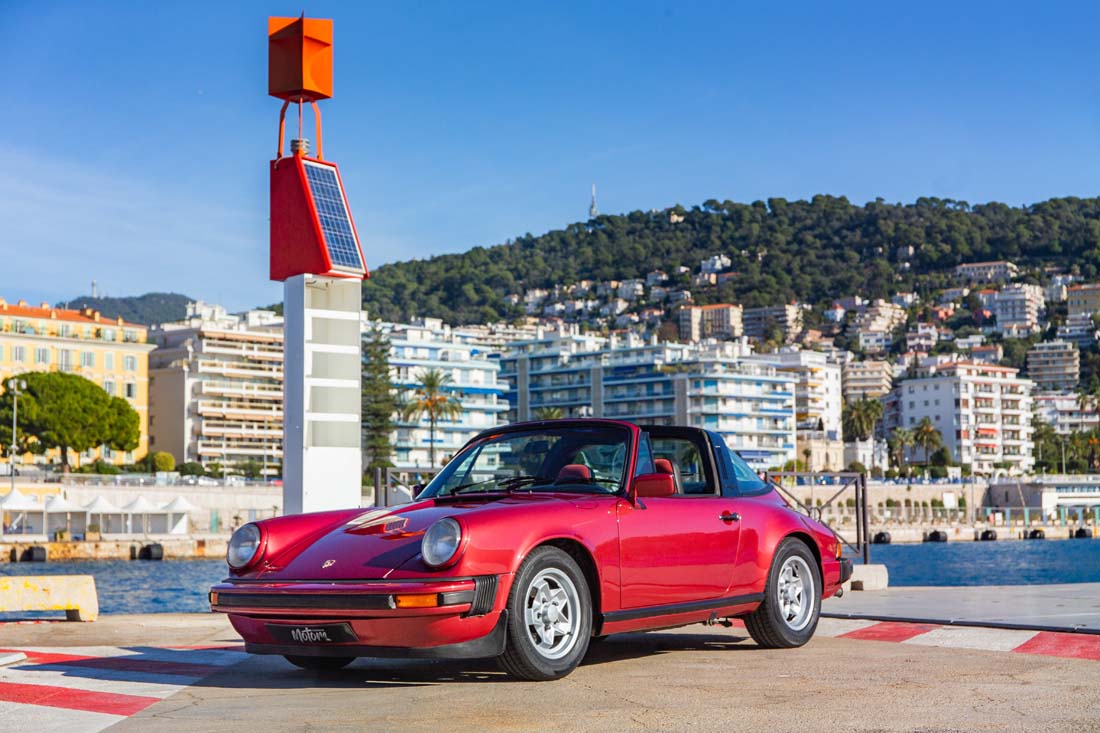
[
  {"left": 498, "top": 546, "right": 592, "bottom": 681},
  {"left": 745, "top": 538, "right": 821, "bottom": 649},
  {"left": 283, "top": 655, "right": 355, "bottom": 671}
]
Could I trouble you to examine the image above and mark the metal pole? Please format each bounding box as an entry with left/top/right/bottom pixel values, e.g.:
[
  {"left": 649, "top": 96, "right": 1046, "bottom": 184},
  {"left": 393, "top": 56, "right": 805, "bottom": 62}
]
[
  {"left": 861, "top": 473, "right": 870, "bottom": 564},
  {"left": 9, "top": 387, "right": 16, "bottom": 495},
  {"left": 854, "top": 475, "right": 863, "bottom": 561}
]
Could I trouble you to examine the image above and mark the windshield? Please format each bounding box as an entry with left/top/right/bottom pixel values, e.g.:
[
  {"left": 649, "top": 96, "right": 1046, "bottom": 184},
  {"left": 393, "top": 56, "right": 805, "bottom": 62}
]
[{"left": 420, "top": 425, "right": 633, "bottom": 497}]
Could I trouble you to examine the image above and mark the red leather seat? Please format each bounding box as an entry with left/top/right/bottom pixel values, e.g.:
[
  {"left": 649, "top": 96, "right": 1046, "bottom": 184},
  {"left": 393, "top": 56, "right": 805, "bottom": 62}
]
[
  {"left": 557, "top": 464, "right": 591, "bottom": 481},
  {"left": 654, "top": 457, "right": 683, "bottom": 494}
]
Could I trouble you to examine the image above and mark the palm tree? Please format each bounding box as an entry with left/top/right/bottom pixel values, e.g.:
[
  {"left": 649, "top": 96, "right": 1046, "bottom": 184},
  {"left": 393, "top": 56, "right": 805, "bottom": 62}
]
[
  {"left": 400, "top": 369, "right": 463, "bottom": 468},
  {"left": 913, "top": 417, "right": 943, "bottom": 470},
  {"left": 842, "top": 398, "right": 884, "bottom": 443},
  {"left": 890, "top": 428, "right": 915, "bottom": 476},
  {"left": 533, "top": 406, "right": 565, "bottom": 420}
]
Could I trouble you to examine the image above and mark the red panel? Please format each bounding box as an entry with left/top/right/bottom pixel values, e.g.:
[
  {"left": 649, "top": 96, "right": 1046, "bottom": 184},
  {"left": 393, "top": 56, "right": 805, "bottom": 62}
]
[
  {"left": 0, "top": 680, "right": 159, "bottom": 716},
  {"left": 270, "top": 157, "right": 329, "bottom": 281},
  {"left": 1013, "top": 631, "right": 1100, "bottom": 661},
  {"left": 269, "top": 156, "right": 367, "bottom": 282},
  {"left": 840, "top": 621, "right": 940, "bottom": 642}
]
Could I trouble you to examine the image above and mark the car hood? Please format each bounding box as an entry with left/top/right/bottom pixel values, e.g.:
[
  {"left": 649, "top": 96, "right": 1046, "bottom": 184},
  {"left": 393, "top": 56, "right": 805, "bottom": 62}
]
[{"left": 256, "top": 493, "right": 587, "bottom": 581}]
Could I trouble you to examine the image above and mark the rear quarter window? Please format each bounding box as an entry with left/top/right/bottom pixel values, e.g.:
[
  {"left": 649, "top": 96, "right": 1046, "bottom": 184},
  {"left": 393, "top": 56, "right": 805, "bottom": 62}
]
[{"left": 708, "top": 431, "right": 771, "bottom": 497}]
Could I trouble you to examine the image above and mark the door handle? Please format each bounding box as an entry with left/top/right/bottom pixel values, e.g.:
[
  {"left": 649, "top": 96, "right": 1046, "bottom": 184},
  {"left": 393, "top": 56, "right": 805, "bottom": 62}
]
[{"left": 719, "top": 511, "right": 740, "bottom": 523}]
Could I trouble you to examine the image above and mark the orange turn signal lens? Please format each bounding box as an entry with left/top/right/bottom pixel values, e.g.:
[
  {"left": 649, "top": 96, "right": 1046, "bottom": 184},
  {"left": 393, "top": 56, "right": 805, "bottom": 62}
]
[
  {"left": 209, "top": 591, "right": 219, "bottom": 606},
  {"left": 835, "top": 543, "right": 843, "bottom": 559},
  {"left": 393, "top": 594, "right": 440, "bottom": 609}
]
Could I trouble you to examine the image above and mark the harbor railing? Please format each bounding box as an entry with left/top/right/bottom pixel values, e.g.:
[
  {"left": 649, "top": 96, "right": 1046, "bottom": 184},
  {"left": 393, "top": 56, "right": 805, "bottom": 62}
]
[{"left": 764, "top": 471, "right": 870, "bottom": 564}]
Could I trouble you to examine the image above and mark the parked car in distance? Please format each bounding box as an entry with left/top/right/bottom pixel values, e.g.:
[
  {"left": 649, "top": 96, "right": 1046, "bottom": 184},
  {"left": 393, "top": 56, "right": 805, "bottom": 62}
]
[{"left": 211, "top": 419, "right": 852, "bottom": 680}]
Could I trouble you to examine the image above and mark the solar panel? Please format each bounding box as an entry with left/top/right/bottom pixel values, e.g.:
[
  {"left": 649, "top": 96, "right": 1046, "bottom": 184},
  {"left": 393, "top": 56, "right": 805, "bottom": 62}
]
[{"left": 302, "top": 161, "right": 364, "bottom": 271}]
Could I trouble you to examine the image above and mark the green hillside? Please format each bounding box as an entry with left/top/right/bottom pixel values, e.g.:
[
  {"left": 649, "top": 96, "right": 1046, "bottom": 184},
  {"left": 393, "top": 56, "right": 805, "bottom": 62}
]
[
  {"left": 56, "top": 292, "right": 193, "bottom": 326},
  {"left": 361, "top": 195, "right": 1100, "bottom": 324}
]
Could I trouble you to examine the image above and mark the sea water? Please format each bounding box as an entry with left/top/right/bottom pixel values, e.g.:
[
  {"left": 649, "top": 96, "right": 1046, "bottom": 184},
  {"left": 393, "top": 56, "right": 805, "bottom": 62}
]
[{"left": 1, "top": 540, "right": 1099, "bottom": 616}]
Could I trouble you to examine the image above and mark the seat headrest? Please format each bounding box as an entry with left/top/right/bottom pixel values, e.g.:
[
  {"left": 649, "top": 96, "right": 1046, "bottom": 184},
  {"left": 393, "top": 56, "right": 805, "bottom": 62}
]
[
  {"left": 654, "top": 458, "right": 675, "bottom": 475},
  {"left": 557, "top": 464, "right": 591, "bottom": 481}
]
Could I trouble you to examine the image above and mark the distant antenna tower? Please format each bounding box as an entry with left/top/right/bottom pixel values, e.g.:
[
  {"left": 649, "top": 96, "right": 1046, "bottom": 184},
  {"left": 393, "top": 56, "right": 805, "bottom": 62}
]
[
  {"left": 589, "top": 184, "right": 598, "bottom": 219},
  {"left": 91, "top": 280, "right": 97, "bottom": 298}
]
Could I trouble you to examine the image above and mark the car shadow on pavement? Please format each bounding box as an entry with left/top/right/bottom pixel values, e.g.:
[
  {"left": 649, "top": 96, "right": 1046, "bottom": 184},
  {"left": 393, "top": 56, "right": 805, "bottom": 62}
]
[{"left": 190, "top": 629, "right": 757, "bottom": 690}]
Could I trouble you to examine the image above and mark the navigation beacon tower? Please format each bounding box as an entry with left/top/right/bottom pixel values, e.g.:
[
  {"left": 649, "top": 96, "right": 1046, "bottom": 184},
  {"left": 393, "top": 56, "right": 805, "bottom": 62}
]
[
  {"left": 589, "top": 184, "right": 598, "bottom": 219},
  {"left": 267, "top": 16, "right": 368, "bottom": 514}
]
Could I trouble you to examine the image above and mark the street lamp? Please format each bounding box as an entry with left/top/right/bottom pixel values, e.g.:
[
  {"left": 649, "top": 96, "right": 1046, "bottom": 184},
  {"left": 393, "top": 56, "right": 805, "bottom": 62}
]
[{"left": 6, "top": 377, "right": 27, "bottom": 495}]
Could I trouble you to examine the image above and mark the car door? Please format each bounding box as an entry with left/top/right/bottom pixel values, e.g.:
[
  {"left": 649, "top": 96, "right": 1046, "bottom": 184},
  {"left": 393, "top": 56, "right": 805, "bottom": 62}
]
[{"left": 616, "top": 429, "right": 741, "bottom": 609}]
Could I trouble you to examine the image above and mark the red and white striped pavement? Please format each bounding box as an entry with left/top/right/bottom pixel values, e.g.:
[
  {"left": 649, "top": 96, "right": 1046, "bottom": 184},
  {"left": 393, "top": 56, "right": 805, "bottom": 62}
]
[
  {"left": 0, "top": 643, "right": 247, "bottom": 732},
  {"left": 0, "top": 621, "right": 1096, "bottom": 731},
  {"left": 815, "top": 617, "right": 1100, "bottom": 661}
]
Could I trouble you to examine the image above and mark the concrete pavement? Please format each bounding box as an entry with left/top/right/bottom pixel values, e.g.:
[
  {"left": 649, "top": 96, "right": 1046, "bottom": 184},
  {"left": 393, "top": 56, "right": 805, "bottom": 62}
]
[
  {"left": 1, "top": 613, "right": 1098, "bottom": 732},
  {"left": 825, "top": 582, "right": 1100, "bottom": 632}
]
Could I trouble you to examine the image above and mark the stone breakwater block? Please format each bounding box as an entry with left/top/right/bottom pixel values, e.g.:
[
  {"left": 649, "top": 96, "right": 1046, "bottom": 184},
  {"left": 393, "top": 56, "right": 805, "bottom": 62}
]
[
  {"left": 850, "top": 564, "right": 889, "bottom": 591},
  {"left": 0, "top": 574, "right": 99, "bottom": 621}
]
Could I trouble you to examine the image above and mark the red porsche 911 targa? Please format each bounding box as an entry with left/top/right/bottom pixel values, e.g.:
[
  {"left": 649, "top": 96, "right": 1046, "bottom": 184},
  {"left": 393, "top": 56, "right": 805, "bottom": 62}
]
[{"left": 210, "top": 419, "right": 852, "bottom": 680}]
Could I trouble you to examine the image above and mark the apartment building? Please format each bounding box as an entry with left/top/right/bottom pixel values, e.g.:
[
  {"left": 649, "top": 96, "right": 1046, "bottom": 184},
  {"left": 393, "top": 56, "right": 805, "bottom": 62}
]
[
  {"left": 742, "top": 304, "right": 803, "bottom": 343},
  {"left": 843, "top": 360, "right": 893, "bottom": 403},
  {"left": 498, "top": 333, "right": 796, "bottom": 469},
  {"left": 898, "top": 362, "right": 1034, "bottom": 474},
  {"left": 992, "top": 283, "right": 1044, "bottom": 336},
  {"left": 748, "top": 349, "right": 844, "bottom": 471},
  {"left": 1033, "top": 392, "right": 1100, "bottom": 435},
  {"left": 149, "top": 302, "right": 283, "bottom": 475},
  {"left": 382, "top": 318, "right": 507, "bottom": 469},
  {"left": 677, "top": 304, "right": 743, "bottom": 342},
  {"left": 1066, "top": 283, "right": 1100, "bottom": 319},
  {"left": 955, "top": 261, "right": 1019, "bottom": 284},
  {"left": 0, "top": 298, "right": 155, "bottom": 468},
  {"left": 1056, "top": 314, "right": 1098, "bottom": 349},
  {"left": 1026, "top": 340, "right": 1079, "bottom": 392}
]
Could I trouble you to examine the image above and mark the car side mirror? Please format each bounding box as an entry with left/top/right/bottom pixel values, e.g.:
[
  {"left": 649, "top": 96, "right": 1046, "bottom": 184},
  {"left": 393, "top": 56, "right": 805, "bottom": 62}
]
[{"left": 633, "top": 472, "right": 676, "bottom": 498}]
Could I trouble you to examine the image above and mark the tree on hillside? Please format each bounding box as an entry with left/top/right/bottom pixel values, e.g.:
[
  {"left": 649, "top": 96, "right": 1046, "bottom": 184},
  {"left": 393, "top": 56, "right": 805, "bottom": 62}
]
[
  {"left": 360, "top": 195, "right": 1100, "bottom": 326},
  {"left": 400, "top": 368, "right": 463, "bottom": 468},
  {"left": 362, "top": 325, "right": 397, "bottom": 469},
  {"left": 1, "top": 372, "right": 141, "bottom": 467}
]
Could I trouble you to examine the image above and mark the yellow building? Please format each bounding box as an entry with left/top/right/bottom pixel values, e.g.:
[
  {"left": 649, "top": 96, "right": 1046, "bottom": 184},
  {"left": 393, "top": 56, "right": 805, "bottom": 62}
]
[
  {"left": 0, "top": 298, "right": 155, "bottom": 468},
  {"left": 1067, "top": 283, "right": 1100, "bottom": 319}
]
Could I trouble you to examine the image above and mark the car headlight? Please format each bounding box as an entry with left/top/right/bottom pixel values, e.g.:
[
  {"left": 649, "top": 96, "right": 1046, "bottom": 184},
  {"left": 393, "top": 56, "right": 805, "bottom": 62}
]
[
  {"left": 227, "top": 523, "right": 263, "bottom": 570},
  {"left": 421, "top": 518, "right": 463, "bottom": 568}
]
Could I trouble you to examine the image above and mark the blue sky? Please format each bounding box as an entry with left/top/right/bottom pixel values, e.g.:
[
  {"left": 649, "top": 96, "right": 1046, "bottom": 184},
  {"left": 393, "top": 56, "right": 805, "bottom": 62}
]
[{"left": 2, "top": 1, "right": 1099, "bottom": 311}]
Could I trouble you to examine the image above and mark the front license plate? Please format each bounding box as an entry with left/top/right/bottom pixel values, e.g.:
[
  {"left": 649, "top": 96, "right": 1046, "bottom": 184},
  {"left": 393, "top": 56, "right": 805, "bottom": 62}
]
[{"left": 267, "top": 622, "right": 359, "bottom": 644}]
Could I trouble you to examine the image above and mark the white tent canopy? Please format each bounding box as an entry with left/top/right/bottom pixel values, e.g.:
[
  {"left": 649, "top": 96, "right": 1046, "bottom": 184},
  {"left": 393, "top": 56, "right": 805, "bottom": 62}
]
[
  {"left": 122, "top": 495, "right": 169, "bottom": 534},
  {"left": 44, "top": 494, "right": 87, "bottom": 536},
  {"left": 162, "top": 496, "right": 198, "bottom": 535},
  {"left": 84, "top": 495, "right": 125, "bottom": 534},
  {"left": 0, "top": 489, "right": 46, "bottom": 535}
]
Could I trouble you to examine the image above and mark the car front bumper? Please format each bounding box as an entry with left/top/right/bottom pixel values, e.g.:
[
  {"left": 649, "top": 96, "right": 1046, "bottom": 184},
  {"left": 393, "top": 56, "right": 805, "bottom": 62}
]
[
  {"left": 210, "top": 575, "right": 509, "bottom": 657},
  {"left": 839, "top": 557, "right": 853, "bottom": 584}
]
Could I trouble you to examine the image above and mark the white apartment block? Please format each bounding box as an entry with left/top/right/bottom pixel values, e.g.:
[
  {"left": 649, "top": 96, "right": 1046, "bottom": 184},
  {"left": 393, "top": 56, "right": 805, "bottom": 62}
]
[
  {"left": 677, "top": 304, "right": 744, "bottom": 342},
  {"left": 497, "top": 333, "right": 796, "bottom": 470},
  {"left": 898, "top": 362, "right": 1033, "bottom": 475},
  {"left": 382, "top": 318, "right": 508, "bottom": 470},
  {"left": 701, "top": 254, "right": 732, "bottom": 274},
  {"left": 1025, "top": 340, "right": 1079, "bottom": 392},
  {"left": 748, "top": 349, "right": 843, "bottom": 470},
  {"left": 743, "top": 304, "right": 803, "bottom": 343},
  {"left": 858, "top": 330, "right": 891, "bottom": 355},
  {"left": 992, "top": 283, "right": 1044, "bottom": 336},
  {"left": 843, "top": 360, "right": 893, "bottom": 403},
  {"left": 1033, "top": 392, "right": 1100, "bottom": 435},
  {"left": 149, "top": 302, "right": 284, "bottom": 475},
  {"left": 955, "top": 261, "right": 1019, "bottom": 284}
]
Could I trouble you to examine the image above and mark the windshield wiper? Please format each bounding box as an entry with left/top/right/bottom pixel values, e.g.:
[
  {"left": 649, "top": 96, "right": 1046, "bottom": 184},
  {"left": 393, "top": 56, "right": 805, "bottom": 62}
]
[{"left": 446, "top": 475, "right": 550, "bottom": 495}]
